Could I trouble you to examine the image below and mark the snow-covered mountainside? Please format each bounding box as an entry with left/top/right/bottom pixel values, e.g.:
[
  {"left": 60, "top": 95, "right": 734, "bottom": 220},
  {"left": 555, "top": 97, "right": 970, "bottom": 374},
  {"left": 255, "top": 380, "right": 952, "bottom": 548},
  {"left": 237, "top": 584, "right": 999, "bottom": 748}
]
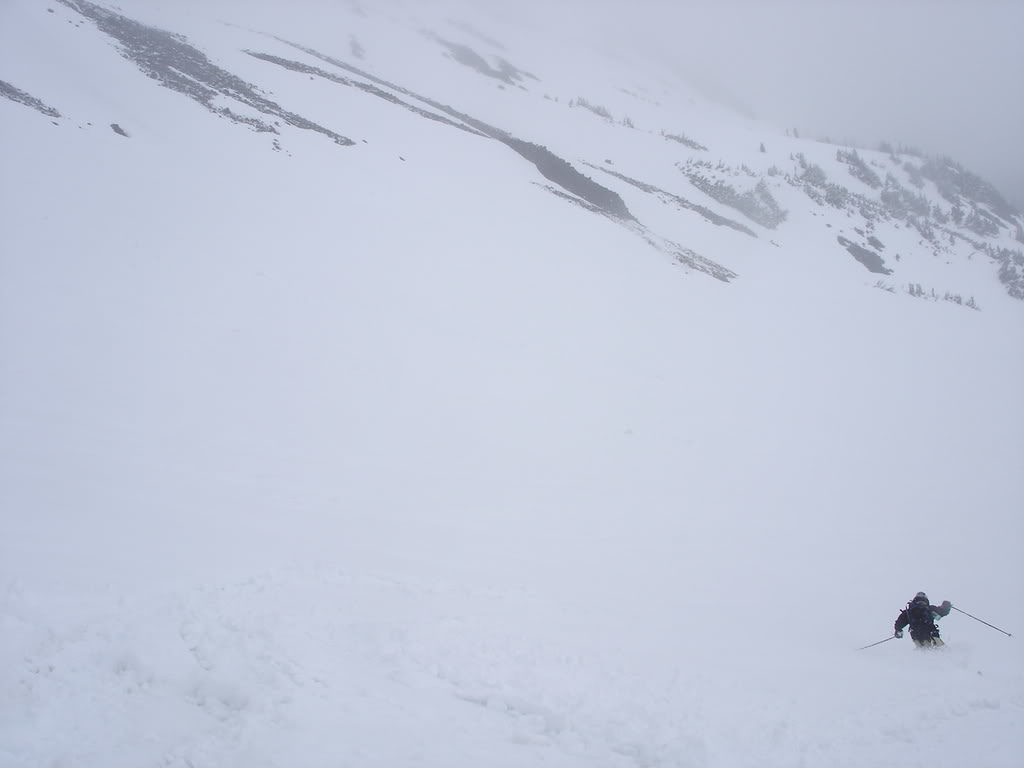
[{"left": 2, "top": 1, "right": 1022, "bottom": 766}]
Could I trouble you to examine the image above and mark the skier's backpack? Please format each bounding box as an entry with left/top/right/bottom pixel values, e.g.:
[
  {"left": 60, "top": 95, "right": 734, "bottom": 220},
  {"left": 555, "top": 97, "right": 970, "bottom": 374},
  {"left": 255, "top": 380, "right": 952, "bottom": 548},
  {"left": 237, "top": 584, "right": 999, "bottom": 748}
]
[{"left": 907, "top": 598, "right": 934, "bottom": 630}]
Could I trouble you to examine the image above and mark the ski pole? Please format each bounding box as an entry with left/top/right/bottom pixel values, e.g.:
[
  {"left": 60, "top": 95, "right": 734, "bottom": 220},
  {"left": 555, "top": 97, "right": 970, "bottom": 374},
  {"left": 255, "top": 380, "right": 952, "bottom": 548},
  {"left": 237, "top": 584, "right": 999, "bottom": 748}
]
[
  {"left": 952, "top": 606, "right": 1013, "bottom": 637},
  {"left": 857, "top": 636, "right": 896, "bottom": 650}
]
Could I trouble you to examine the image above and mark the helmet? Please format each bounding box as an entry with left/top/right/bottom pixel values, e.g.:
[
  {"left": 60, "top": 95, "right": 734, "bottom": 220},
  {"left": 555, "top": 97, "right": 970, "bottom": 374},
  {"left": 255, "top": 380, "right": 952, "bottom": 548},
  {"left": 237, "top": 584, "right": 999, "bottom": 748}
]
[{"left": 914, "top": 592, "right": 929, "bottom": 602}]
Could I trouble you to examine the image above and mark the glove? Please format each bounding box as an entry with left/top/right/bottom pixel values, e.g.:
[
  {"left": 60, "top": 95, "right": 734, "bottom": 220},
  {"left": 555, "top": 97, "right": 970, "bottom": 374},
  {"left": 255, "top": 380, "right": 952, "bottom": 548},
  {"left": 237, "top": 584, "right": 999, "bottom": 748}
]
[
  {"left": 894, "top": 630, "right": 903, "bottom": 639},
  {"left": 942, "top": 600, "right": 952, "bottom": 609}
]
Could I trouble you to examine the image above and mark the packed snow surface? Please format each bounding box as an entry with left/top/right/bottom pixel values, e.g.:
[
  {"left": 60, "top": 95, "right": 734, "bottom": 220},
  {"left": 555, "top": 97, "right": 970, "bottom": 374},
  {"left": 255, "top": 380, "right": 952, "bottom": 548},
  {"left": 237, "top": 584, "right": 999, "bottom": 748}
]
[{"left": 1, "top": 1, "right": 1022, "bottom": 766}]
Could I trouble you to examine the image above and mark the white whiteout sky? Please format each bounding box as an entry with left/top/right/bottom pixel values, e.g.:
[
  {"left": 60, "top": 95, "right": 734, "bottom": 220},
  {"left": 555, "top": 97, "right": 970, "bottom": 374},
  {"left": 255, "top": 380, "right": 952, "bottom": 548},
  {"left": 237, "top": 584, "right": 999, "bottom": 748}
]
[{"left": 474, "top": 0, "right": 1024, "bottom": 209}]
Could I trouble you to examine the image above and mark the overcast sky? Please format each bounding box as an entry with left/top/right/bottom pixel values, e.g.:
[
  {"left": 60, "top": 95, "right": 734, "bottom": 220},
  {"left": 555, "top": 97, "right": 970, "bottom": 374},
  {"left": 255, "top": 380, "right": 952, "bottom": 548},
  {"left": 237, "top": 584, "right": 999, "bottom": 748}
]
[{"left": 505, "top": 0, "right": 1024, "bottom": 210}]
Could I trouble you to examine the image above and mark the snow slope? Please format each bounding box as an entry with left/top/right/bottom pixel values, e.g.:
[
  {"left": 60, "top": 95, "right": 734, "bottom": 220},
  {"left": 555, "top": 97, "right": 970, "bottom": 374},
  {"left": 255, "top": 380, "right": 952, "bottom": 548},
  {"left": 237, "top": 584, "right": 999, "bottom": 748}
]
[{"left": 2, "top": 1, "right": 1022, "bottom": 766}]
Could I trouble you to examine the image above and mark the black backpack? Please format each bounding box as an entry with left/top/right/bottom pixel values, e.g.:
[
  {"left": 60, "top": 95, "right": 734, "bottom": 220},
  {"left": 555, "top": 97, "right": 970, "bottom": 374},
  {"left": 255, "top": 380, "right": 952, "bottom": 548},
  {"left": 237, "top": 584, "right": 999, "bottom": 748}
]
[{"left": 907, "top": 598, "right": 934, "bottom": 629}]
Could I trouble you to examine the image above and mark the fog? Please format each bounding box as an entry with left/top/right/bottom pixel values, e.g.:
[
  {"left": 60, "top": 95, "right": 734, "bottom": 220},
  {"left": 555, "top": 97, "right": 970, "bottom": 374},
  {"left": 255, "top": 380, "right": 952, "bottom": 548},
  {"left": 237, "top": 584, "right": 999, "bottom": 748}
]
[{"left": 471, "top": 0, "right": 1024, "bottom": 210}]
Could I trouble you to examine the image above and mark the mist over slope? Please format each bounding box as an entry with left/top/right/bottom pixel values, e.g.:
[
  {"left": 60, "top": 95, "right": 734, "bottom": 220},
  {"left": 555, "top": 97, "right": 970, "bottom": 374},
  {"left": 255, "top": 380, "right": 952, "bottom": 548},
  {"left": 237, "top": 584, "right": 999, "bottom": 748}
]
[{"left": 2, "top": 1, "right": 1022, "bottom": 766}]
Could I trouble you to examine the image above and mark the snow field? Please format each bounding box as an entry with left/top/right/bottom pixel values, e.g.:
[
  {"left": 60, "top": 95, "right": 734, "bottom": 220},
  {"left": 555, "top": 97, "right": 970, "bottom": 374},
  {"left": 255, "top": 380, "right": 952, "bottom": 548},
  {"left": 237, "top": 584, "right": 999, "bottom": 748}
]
[
  {"left": 3, "top": 567, "right": 1021, "bottom": 768},
  {"left": 1, "top": 1, "right": 1022, "bottom": 766}
]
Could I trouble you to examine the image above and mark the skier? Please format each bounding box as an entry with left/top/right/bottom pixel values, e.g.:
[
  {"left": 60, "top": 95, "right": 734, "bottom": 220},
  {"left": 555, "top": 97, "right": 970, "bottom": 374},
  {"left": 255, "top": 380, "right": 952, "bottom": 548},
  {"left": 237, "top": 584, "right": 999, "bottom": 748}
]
[{"left": 894, "top": 592, "right": 952, "bottom": 648}]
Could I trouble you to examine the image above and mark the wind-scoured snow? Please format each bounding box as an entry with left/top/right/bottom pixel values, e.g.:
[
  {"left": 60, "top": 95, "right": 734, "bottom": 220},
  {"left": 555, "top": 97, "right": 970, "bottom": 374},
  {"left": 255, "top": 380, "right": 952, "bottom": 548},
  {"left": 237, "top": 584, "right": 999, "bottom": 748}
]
[{"left": 1, "top": 1, "right": 1022, "bottom": 766}]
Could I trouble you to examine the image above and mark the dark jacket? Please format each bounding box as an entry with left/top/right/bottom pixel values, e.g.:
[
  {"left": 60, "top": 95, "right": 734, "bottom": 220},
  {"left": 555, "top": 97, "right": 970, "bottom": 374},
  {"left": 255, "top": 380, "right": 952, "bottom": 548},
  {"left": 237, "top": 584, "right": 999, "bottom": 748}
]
[{"left": 895, "top": 598, "right": 951, "bottom": 634}]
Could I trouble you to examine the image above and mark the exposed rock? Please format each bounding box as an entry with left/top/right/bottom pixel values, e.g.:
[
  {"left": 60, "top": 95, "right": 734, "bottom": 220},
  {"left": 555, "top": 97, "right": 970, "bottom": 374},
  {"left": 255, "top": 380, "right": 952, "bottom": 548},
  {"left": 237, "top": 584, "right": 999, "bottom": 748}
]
[
  {"left": 0, "top": 79, "right": 61, "bottom": 118},
  {"left": 838, "top": 236, "right": 891, "bottom": 275},
  {"left": 58, "top": 0, "right": 353, "bottom": 146}
]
